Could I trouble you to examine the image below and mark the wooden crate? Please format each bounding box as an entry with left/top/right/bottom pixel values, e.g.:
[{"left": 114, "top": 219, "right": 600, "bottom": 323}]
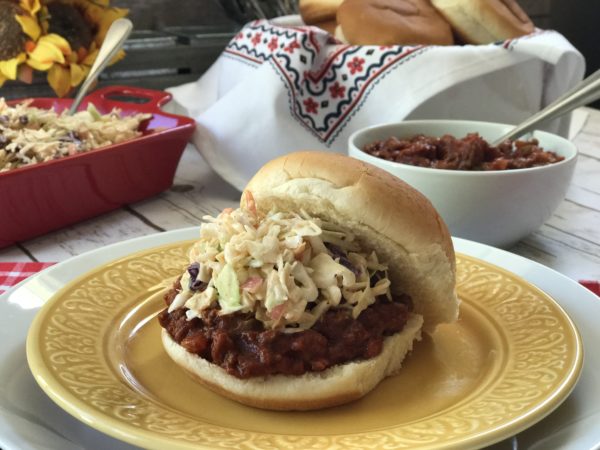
[{"left": 1, "top": 25, "right": 237, "bottom": 100}]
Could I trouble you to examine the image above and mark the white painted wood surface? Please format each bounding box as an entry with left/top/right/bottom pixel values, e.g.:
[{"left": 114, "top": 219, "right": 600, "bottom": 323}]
[{"left": 1, "top": 108, "right": 598, "bottom": 282}]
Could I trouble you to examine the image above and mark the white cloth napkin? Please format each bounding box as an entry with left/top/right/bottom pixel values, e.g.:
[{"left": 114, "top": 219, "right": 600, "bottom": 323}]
[{"left": 167, "top": 16, "right": 585, "bottom": 191}]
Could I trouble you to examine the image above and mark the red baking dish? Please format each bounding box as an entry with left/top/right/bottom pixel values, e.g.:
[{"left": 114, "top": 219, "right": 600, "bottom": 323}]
[{"left": 0, "top": 85, "right": 195, "bottom": 249}]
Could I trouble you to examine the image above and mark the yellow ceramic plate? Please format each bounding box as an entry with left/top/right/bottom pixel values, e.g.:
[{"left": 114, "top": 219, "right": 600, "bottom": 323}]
[{"left": 26, "top": 241, "right": 583, "bottom": 450}]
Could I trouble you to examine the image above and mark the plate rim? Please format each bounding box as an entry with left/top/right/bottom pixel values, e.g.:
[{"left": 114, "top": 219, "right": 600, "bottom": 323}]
[{"left": 25, "top": 239, "right": 584, "bottom": 450}]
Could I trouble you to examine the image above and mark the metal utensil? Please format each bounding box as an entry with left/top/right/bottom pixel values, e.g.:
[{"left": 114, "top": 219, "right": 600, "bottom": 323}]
[
  {"left": 68, "top": 18, "right": 133, "bottom": 115},
  {"left": 492, "top": 68, "right": 600, "bottom": 145}
]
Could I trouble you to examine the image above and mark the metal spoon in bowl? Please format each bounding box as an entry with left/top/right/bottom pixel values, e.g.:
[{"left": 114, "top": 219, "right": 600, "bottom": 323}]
[
  {"left": 68, "top": 18, "right": 133, "bottom": 115},
  {"left": 492, "top": 67, "right": 600, "bottom": 146}
]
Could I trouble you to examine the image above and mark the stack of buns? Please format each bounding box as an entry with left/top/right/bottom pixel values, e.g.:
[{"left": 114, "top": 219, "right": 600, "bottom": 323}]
[{"left": 299, "top": 0, "right": 535, "bottom": 46}]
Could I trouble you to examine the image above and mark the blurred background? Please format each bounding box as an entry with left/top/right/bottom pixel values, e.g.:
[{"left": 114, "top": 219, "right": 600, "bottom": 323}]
[{"left": 2, "top": 0, "right": 598, "bottom": 106}]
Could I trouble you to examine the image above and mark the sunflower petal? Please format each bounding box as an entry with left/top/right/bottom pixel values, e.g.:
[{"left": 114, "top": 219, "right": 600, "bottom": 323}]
[
  {"left": 97, "top": 0, "right": 110, "bottom": 6},
  {"left": 0, "top": 54, "right": 27, "bottom": 80},
  {"left": 15, "top": 14, "right": 41, "bottom": 40},
  {"left": 38, "top": 6, "right": 50, "bottom": 33},
  {"left": 27, "top": 47, "right": 62, "bottom": 70},
  {"left": 19, "top": 0, "right": 41, "bottom": 15},
  {"left": 69, "top": 63, "right": 87, "bottom": 87},
  {"left": 40, "top": 34, "right": 72, "bottom": 57},
  {"left": 27, "top": 34, "right": 72, "bottom": 71},
  {"left": 109, "top": 49, "right": 125, "bottom": 66},
  {"left": 82, "top": 49, "right": 99, "bottom": 66},
  {"left": 94, "top": 8, "right": 129, "bottom": 44},
  {"left": 48, "top": 64, "right": 71, "bottom": 97},
  {"left": 25, "top": 58, "right": 50, "bottom": 71}
]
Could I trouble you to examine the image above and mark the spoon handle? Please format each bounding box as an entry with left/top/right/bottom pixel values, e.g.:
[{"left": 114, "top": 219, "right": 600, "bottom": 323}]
[
  {"left": 492, "top": 68, "right": 600, "bottom": 146},
  {"left": 68, "top": 18, "right": 133, "bottom": 115}
]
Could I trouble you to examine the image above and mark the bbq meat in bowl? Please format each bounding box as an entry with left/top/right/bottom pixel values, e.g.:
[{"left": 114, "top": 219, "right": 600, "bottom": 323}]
[
  {"left": 348, "top": 120, "right": 578, "bottom": 248},
  {"left": 362, "top": 133, "right": 564, "bottom": 171},
  {"left": 159, "top": 151, "right": 459, "bottom": 411}
]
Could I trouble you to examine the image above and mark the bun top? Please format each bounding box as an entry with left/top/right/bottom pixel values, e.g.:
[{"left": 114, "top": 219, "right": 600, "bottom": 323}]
[
  {"left": 336, "top": 0, "right": 454, "bottom": 46},
  {"left": 243, "top": 151, "right": 459, "bottom": 331},
  {"left": 299, "top": 0, "right": 344, "bottom": 24},
  {"left": 431, "top": 0, "right": 534, "bottom": 44}
]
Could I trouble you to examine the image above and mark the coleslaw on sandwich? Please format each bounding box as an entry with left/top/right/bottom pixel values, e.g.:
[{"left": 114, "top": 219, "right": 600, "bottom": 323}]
[{"left": 169, "top": 193, "right": 394, "bottom": 332}]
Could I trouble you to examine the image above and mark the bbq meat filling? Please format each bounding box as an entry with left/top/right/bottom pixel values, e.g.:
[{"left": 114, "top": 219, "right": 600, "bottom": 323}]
[
  {"left": 363, "top": 133, "right": 564, "bottom": 170},
  {"left": 160, "top": 204, "right": 414, "bottom": 378},
  {"left": 159, "top": 280, "right": 413, "bottom": 379}
]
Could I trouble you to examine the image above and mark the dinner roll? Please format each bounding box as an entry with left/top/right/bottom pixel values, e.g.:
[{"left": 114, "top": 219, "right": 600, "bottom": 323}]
[
  {"left": 431, "top": 0, "right": 535, "bottom": 44},
  {"left": 311, "top": 19, "right": 338, "bottom": 34},
  {"left": 336, "top": 0, "right": 454, "bottom": 46},
  {"left": 300, "top": 0, "right": 344, "bottom": 24}
]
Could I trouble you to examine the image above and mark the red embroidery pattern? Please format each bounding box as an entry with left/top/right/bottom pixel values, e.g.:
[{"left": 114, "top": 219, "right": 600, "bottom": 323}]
[
  {"left": 303, "top": 98, "right": 319, "bottom": 114},
  {"left": 224, "top": 21, "right": 427, "bottom": 143},
  {"left": 347, "top": 57, "right": 365, "bottom": 74},
  {"left": 251, "top": 32, "right": 262, "bottom": 46},
  {"left": 329, "top": 82, "right": 345, "bottom": 98},
  {"left": 268, "top": 37, "right": 278, "bottom": 51},
  {"left": 284, "top": 40, "right": 300, "bottom": 53}
]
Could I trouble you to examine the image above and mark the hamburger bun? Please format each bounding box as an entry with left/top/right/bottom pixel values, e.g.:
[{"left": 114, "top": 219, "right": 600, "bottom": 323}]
[
  {"left": 300, "top": 0, "right": 343, "bottom": 24},
  {"left": 245, "top": 151, "right": 458, "bottom": 331},
  {"left": 336, "top": 0, "right": 454, "bottom": 46},
  {"left": 161, "top": 151, "right": 459, "bottom": 410},
  {"left": 312, "top": 19, "right": 337, "bottom": 35},
  {"left": 431, "top": 0, "right": 535, "bottom": 44}
]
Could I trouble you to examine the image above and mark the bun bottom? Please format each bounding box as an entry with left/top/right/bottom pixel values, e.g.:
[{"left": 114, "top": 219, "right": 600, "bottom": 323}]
[{"left": 161, "top": 313, "right": 424, "bottom": 410}]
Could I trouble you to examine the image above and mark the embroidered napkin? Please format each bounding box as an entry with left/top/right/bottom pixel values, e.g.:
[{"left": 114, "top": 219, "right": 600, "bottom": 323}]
[{"left": 167, "top": 16, "right": 584, "bottom": 191}]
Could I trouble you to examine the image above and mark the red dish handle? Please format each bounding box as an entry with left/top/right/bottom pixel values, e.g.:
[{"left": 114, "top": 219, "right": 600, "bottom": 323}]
[{"left": 84, "top": 85, "right": 173, "bottom": 112}]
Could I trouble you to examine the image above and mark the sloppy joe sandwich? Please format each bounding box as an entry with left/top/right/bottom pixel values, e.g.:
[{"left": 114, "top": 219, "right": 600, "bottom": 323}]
[
  {"left": 336, "top": 0, "right": 454, "bottom": 46},
  {"left": 430, "top": 0, "right": 534, "bottom": 44},
  {"left": 159, "top": 151, "right": 459, "bottom": 410}
]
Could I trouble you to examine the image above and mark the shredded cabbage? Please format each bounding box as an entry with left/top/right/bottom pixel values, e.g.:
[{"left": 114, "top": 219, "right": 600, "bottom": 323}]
[
  {"left": 177, "top": 200, "right": 393, "bottom": 332},
  {"left": 0, "top": 97, "right": 151, "bottom": 172}
]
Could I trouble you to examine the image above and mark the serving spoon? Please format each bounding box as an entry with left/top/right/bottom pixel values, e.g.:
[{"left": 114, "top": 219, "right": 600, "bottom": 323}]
[
  {"left": 492, "top": 67, "right": 600, "bottom": 146},
  {"left": 68, "top": 18, "right": 133, "bottom": 115}
]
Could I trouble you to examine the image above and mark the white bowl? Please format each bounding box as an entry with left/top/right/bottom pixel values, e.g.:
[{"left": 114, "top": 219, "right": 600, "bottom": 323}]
[{"left": 348, "top": 120, "right": 578, "bottom": 248}]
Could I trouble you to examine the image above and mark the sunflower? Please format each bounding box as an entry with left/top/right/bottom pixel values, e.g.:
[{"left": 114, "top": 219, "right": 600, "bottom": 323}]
[
  {"left": 0, "top": 0, "right": 128, "bottom": 97},
  {"left": 31, "top": 0, "right": 129, "bottom": 97},
  {"left": 0, "top": 0, "right": 42, "bottom": 86}
]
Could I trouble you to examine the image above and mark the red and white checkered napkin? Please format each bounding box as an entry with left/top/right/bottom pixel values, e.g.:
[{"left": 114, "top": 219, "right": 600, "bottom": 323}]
[
  {"left": 0, "top": 262, "right": 55, "bottom": 294},
  {"left": 0, "top": 262, "right": 597, "bottom": 297},
  {"left": 580, "top": 281, "right": 600, "bottom": 297}
]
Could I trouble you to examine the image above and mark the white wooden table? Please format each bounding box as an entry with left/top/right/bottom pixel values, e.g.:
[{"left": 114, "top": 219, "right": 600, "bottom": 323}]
[{"left": 1, "top": 108, "right": 599, "bottom": 282}]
